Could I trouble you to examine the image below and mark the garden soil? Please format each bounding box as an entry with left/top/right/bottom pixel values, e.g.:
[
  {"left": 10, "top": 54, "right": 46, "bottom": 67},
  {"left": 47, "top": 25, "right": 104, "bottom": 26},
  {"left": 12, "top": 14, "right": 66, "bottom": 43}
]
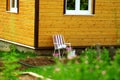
[
  {"left": 0, "top": 57, "right": 55, "bottom": 80},
  {"left": 19, "top": 56, "right": 55, "bottom": 70}
]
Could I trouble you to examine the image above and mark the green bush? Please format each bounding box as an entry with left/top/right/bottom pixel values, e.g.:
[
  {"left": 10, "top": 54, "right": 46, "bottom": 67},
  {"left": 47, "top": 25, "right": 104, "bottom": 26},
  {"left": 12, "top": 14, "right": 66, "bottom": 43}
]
[
  {"left": 0, "top": 45, "right": 20, "bottom": 80},
  {"left": 0, "top": 46, "right": 120, "bottom": 80},
  {"left": 25, "top": 48, "right": 120, "bottom": 80}
]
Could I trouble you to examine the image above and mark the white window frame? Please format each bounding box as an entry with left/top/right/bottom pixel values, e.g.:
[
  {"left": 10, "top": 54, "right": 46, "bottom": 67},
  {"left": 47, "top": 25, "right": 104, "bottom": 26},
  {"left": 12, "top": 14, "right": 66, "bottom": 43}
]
[
  {"left": 10, "top": 0, "right": 18, "bottom": 13},
  {"left": 7, "top": 0, "right": 18, "bottom": 13},
  {"left": 65, "top": 0, "right": 92, "bottom": 15}
]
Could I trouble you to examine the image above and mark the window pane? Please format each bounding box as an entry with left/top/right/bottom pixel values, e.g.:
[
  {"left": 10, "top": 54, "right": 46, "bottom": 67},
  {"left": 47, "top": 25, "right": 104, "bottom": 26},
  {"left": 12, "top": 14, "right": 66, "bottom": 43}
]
[
  {"left": 67, "top": 0, "right": 75, "bottom": 10},
  {"left": 80, "top": 0, "right": 88, "bottom": 10},
  {"left": 12, "top": 0, "right": 15, "bottom": 8}
]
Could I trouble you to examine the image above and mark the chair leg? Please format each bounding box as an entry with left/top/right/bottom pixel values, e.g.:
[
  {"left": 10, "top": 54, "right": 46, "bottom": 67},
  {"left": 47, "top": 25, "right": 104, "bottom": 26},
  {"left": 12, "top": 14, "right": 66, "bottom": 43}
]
[
  {"left": 53, "top": 49, "right": 60, "bottom": 58},
  {"left": 62, "top": 49, "right": 66, "bottom": 57},
  {"left": 58, "top": 49, "right": 61, "bottom": 59},
  {"left": 53, "top": 49, "right": 61, "bottom": 59}
]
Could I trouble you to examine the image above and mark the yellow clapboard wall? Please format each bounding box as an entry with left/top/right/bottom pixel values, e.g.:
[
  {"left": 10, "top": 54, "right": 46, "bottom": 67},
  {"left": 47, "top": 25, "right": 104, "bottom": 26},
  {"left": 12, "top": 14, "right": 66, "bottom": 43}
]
[
  {"left": 0, "top": 0, "right": 35, "bottom": 46},
  {"left": 0, "top": 0, "right": 120, "bottom": 48},
  {"left": 38, "top": 0, "right": 120, "bottom": 47}
]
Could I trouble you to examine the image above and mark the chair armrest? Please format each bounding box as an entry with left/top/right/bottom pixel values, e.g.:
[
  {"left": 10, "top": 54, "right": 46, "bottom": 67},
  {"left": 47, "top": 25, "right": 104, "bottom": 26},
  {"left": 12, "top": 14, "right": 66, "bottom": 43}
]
[{"left": 65, "top": 43, "right": 71, "bottom": 47}]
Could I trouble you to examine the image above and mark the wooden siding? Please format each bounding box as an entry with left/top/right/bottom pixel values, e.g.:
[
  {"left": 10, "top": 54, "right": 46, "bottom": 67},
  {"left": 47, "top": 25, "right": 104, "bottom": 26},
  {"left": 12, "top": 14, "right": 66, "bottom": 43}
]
[
  {"left": 0, "top": 0, "right": 35, "bottom": 46},
  {"left": 38, "top": 0, "right": 120, "bottom": 47}
]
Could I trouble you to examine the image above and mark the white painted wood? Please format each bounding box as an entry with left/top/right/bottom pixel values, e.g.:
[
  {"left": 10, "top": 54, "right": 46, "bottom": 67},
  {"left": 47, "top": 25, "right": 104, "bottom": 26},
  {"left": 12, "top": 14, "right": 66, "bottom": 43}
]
[
  {"left": 66, "top": 0, "right": 92, "bottom": 15},
  {"left": 0, "top": 38, "right": 35, "bottom": 49},
  {"left": 10, "top": 0, "right": 18, "bottom": 13}
]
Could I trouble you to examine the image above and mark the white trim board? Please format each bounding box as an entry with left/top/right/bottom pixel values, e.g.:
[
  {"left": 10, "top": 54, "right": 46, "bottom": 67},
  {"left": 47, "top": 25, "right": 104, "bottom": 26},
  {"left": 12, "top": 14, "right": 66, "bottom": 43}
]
[{"left": 0, "top": 38, "right": 35, "bottom": 49}]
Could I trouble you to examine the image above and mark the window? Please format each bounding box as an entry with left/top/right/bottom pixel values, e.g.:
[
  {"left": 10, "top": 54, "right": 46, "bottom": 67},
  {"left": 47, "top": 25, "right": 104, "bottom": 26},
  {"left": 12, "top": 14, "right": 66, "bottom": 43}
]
[
  {"left": 65, "top": 0, "right": 94, "bottom": 15},
  {"left": 6, "top": 0, "right": 18, "bottom": 13}
]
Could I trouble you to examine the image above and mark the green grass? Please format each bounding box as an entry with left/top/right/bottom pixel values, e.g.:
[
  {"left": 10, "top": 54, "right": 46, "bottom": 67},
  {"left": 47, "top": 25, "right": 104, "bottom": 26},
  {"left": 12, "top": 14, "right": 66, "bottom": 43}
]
[
  {"left": 24, "top": 48, "right": 120, "bottom": 80},
  {"left": 0, "top": 45, "right": 37, "bottom": 80},
  {"left": 0, "top": 49, "right": 37, "bottom": 59},
  {"left": 0, "top": 45, "right": 120, "bottom": 80}
]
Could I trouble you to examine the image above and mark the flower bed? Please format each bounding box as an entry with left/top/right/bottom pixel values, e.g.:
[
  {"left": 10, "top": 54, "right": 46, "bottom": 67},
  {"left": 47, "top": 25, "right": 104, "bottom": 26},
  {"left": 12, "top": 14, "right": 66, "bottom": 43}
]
[{"left": 0, "top": 46, "right": 120, "bottom": 80}]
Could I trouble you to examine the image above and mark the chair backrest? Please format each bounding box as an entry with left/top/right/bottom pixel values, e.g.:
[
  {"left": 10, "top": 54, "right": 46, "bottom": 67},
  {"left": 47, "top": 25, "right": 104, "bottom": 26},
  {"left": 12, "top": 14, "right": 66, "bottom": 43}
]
[{"left": 53, "top": 34, "right": 66, "bottom": 49}]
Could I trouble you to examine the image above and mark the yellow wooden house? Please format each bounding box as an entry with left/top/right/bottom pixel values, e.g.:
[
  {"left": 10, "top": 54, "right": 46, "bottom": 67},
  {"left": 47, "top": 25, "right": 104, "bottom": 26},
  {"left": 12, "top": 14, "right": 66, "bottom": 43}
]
[{"left": 0, "top": 0, "right": 120, "bottom": 50}]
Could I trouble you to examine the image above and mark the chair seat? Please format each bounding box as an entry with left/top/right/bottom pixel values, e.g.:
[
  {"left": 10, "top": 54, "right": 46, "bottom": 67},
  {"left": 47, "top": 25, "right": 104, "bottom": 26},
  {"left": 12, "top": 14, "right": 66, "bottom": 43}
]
[
  {"left": 53, "top": 34, "right": 71, "bottom": 58},
  {"left": 57, "top": 44, "right": 66, "bottom": 49}
]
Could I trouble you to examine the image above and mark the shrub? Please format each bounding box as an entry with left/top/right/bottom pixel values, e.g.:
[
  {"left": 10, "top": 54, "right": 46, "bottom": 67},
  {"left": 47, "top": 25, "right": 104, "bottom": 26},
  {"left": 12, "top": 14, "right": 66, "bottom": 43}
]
[
  {"left": 0, "top": 45, "right": 20, "bottom": 80},
  {"left": 25, "top": 48, "right": 120, "bottom": 80}
]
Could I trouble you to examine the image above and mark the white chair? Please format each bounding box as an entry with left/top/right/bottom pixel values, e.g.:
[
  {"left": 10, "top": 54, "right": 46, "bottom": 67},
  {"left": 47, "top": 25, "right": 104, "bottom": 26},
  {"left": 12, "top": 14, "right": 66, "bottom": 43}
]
[{"left": 53, "top": 34, "right": 71, "bottom": 58}]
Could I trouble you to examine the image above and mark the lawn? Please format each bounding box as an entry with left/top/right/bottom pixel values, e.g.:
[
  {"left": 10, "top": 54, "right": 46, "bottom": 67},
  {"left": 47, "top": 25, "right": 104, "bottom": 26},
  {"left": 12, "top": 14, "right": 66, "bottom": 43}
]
[{"left": 0, "top": 45, "right": 120, "bottom": 80}]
